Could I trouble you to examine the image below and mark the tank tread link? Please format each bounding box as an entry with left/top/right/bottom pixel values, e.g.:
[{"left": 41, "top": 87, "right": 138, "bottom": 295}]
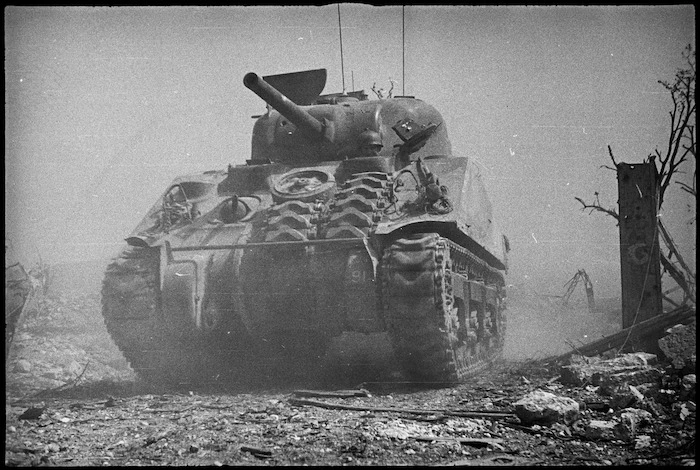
[{"left": 381, "top": 232, "right": 506, "bottom": 383}]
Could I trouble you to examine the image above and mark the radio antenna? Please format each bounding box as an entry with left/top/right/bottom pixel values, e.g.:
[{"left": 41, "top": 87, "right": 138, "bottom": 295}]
[
  {"left": 402, "top": 5, "right": 405, "bottom": 95},
  {"left": 337, "top": 3, "right": 346, "bottom": 93}
]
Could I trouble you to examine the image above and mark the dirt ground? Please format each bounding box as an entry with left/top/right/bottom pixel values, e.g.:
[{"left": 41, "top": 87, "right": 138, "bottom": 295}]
[{"left": 5, "top": 261, "right": 696, "bottom": 466}]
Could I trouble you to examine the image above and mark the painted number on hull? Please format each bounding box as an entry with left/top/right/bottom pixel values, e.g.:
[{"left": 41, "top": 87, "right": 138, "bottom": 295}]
[
  {"left": 351, "top": 269, "right": 371, "bottom": 284},
  {"left": 346, "top": 252, "right": 374, "bottom": 285}
]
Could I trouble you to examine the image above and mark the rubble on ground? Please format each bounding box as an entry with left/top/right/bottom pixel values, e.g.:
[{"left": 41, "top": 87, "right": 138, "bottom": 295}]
[{"left": 4, "top": 287, "right": 696, "bottom": 466}]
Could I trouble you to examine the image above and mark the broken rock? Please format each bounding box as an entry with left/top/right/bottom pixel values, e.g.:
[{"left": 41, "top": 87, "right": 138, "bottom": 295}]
[
  {"left": 513, "top": 389, "right": 579, "bottom": 426},
  {"left": 634, "top": 435, "right": 652, "bottom": 450},
  {"left": 572, "top": 409, "right": 650, "bottom": 443},
  {"left": 560, "top": 353, "right": 662, "bottom": 389},
  {"left": 577, "top": 419, "right": 618, "bottom": 441},
  {"left": 680, "top": 374, "right": 696, "bottom": 401},
  {"left": 606, "top": 384, "right": 646, "bottom": 410},
  {"left": 13, "top": 359, "right": 32, "bottom": 373},
  {"left": 658, "top": 320, "right": 696, "bottom": 371},
  {"left": 618, "top": 408, "right": 652, "bottom": 439}
]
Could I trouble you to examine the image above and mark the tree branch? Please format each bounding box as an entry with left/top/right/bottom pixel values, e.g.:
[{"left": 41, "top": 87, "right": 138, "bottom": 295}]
[{"left": 574, "top": 195, "right": 619, "bottom": 221}]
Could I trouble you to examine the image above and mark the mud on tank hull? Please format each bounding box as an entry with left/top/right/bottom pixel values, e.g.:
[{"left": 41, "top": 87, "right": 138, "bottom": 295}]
[{"left": 101, "top": 155, "right": 508, "bottom": 385}]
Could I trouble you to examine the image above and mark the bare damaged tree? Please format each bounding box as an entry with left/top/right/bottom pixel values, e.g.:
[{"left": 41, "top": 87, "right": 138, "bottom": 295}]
[
  {"left": 656, "top": 44, "right": 696, "bottom": 210},
  {"left": 574, "top": 145, "right": 622, "bottom": 221},
  {"left": 576, "top": 45, "right": 696, "bottom": 221},
  {"left": 576, "top": 45, "right": 696, "bottom": 306}
]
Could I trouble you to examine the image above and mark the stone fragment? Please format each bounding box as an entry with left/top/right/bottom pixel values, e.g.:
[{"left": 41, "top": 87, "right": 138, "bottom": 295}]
[
  {"left": 67, "top": 359, "right": 83, "bottom": 376},
  {"left": 560, "top": 353, "right": 660, "bottom": 387},
  {"left": 658, "top": 321, "right": 696, "bottom": 371},
  {"left": 45, "top": 443, "right": 60, "bottom": 453},
  {"left": 674, "top": 402, "right": 694, "bottom": 421},
  {"left": 574, "top": 415, "right": 645, "bottom": 443},
  {"left": 13, "top": 359, "right": 32, "bottom": 373},
  {"left": 618, "top": 408, "right": 652, "bottom": 438},
  {"left": 597, "top": 367, "right": 663, "bottom": 392},
  {"left": 580, "top": 419, "right": 617, "bottom": 440},
  {"left": 640, "top": 398, "right": 667, "bottom": 419},
  {"left": 550, "top": 422, "right": 572, "bottom": 437},
  {"left": 611, "top": 352, "right": 659, "bottom": 367},
  {"left": 634, "top": 435, "right": 652, "bottom": 450},
  {"left": 680, "top": 374, "right": 696, "bottom": 401},
  {"left": 628, "top": 385, "right": 645, "bottom": 402},
  {"left": 607, "top": 384, "right": 646, "bottom": 410},
  {"left": 513, "top": 389, "right": 580, "bottom": 426},
  {"left": 655, "top": 388, "right": 678, "bottom": 406},
  {"left": 571, "top": 407, "right": 651, "bottom": 443},
  {"left": 41, "top": 368, "right": 64, "bottom": 380},
  {"left": 633, "top": 382, "right": 660, "bottom": 399}
]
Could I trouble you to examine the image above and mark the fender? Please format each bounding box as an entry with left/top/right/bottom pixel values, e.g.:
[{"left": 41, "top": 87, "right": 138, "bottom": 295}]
[{"left": 159, "top": 241, "right": 212, "bottom": 338}]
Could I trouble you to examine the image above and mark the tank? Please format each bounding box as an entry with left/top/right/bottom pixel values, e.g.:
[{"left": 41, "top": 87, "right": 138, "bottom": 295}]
[{"left": 101, "top": 68, "right": 511, "bottom": 385}]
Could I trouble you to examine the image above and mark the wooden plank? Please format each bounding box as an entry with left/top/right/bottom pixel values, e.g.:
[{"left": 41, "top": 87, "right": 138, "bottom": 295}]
[{"left": 544, "top": 305, "right": 695, "bottom": 362}]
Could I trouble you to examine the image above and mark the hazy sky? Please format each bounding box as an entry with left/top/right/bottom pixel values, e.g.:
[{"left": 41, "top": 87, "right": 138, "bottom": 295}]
[{"left": 5, "top": 5, "right": 696, "bottom": 298}]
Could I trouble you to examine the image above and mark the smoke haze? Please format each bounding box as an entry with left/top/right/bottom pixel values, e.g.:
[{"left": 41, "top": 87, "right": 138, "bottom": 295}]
[{"left": 5, "top": 5, "right": 695, "bottom": 305}]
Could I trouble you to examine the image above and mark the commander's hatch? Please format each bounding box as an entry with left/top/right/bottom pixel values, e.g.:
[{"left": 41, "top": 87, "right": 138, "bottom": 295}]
[{"left": 262, "top": 68, "right": 327, "bottom": 105}]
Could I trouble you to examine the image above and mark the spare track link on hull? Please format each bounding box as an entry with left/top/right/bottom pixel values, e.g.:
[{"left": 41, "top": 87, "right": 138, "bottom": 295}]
[
  {"left": 381, "top": 232, "right": 506, "bottom": 383},
  {"left": 101, "top": 247, "right": 232, "bottom": 385}
]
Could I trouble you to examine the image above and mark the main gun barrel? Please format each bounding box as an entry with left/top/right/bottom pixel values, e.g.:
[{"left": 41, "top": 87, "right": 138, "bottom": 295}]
[{"left": 244, "top": 72, "right": 324, "bottom": 138}]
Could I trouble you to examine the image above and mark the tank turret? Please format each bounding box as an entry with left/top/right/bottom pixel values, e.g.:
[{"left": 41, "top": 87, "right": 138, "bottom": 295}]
[{"left": 243, "top": 72, "right": 330, "bottom": 141}]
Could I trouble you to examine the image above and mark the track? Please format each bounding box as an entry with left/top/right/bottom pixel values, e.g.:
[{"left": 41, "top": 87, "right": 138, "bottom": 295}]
[
  {"left": 101, "top": 246, "right": 236, "bottom": 385},
  {"left": 103, "top": 246, "right": 331, "bottom": 386},
  {"left": 102, "top": 228, "right": 506, "bottom": 386},
  {"left": 380, "top": 232, "right": 506, "bottom": 383}
]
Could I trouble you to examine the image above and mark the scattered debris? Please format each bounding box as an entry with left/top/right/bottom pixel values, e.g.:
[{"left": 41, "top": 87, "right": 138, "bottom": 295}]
[
  {"left": 572, "top": 407, "right": 651, "bottom": 443},
  {"left": 292, "top": 389, "right": 371, "bottom": 399},
  {"left": 288, "top": 397, "right": 516, "bottom": 420},
  {"left": 604, "top": 383, "right": 646, "bottom": 410},
  {"left": 411, "top": 435, "right": 505, "bottom": 449},
  {"left": 240, "top": 445, "right": 273, "bottom": 459},
  {"left": 18, "top": 406, "right": 45, "bottom": 420},
  {"left": 5, "top": 282, "right": 697, "bottom": 466},
  {"left": 144, "top": 430, "right": 176, "bottom": 447},
  {"left": 444, "top": 454, "right": 536, "bottom": 466}
]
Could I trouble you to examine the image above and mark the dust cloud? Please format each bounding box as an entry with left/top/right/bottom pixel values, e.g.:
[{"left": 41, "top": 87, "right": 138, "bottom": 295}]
[{"left": 503, "top": 286, "right": 622, "bottom": 361}]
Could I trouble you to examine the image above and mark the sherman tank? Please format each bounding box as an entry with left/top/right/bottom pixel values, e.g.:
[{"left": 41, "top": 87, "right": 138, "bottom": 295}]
[{"left": 101, "top": 68, "right": 510, "bottom": 385}]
